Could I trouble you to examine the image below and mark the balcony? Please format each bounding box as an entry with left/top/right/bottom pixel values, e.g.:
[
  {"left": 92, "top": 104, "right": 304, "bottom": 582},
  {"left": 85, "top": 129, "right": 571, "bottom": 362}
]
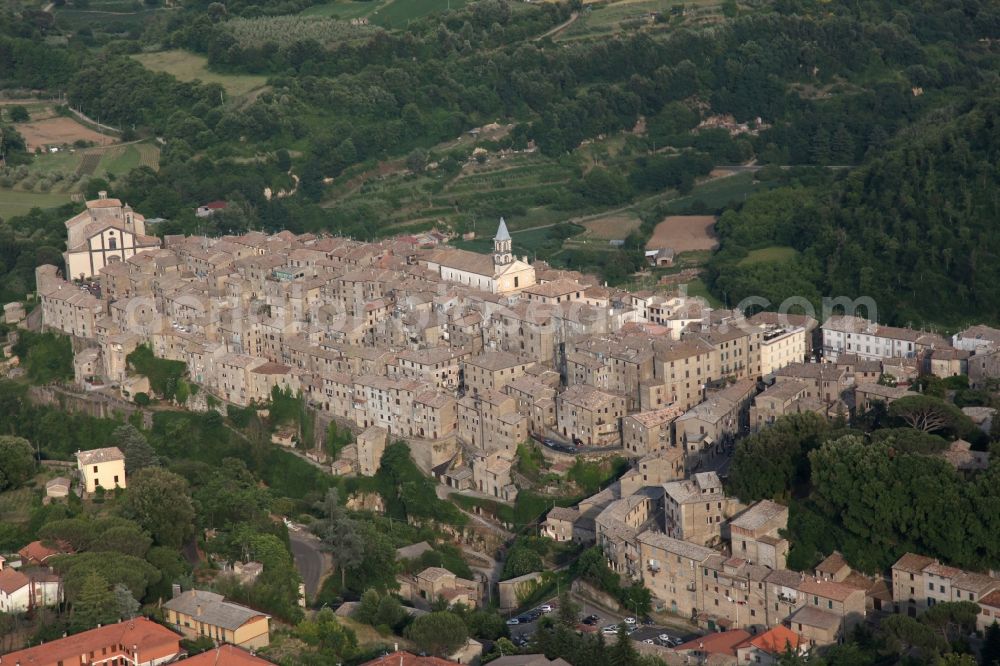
[
  {"left": 685, "top": 582, "right": 697, "bottom": 592},
  {"left": 777, "top": 593, "right": 797, "bottom": 604}
]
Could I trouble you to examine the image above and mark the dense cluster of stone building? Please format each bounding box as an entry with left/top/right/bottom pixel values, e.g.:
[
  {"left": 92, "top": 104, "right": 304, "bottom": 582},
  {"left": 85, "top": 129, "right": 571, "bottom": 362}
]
[{"left": 25, "top": 198, "right": 1000, "bottom": 656}]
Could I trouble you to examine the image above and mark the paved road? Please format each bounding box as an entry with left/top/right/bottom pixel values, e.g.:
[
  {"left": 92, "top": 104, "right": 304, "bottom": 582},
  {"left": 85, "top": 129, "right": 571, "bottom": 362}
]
[
  {"left": 288, "top": 529, "right": 331, "bottom": 600},
  {"left": 506, "top": 595, "right": 700, "bottom": 649}
]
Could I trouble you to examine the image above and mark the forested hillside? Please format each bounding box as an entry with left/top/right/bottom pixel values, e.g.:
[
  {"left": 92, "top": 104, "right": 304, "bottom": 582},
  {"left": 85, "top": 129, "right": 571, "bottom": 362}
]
[{"left": 706, "top": 94, "right": 1000, "bottom": 326}]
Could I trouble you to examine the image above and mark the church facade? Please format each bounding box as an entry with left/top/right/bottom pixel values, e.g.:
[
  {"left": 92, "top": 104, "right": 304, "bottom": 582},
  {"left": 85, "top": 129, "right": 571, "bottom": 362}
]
[
  {"left": 63, "top": 191, "right": 161, "bottom": 280},
  {"left": 425, "top": 218, "right": 536, "bottom": 294}
]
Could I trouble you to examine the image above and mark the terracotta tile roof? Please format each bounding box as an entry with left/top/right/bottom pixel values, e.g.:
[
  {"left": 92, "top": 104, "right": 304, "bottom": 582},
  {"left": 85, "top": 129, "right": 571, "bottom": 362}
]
[
  {"left": 0, "top": 617, "right": 180, "bottom": 666},
  {"left": 75, "top": 446, "right": 124, "bottom": 465},
  {"left": 18, "top": 540, "right": 66, "bottom": 564},
  {"left": 176, "top": 645, "right": 274, "bottom": 665},
  {"left": 676, "top": 629, "right": 751, "bottom": 656},
  {"left": 892, "top": 553, "right": 937, "bottom": 574},
  {"left": 748, "top": 624, "right": 803, "bottom": 654},
  {"left": 797, "top": 578, "right": 862, "bottom": 602},
  {"left": 0, "top": 567, "right": 29, "bottom": 594}
]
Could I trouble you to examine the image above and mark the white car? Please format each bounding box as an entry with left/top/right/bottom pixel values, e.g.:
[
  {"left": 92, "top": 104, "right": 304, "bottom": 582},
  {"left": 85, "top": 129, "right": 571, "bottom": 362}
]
[
  {"left": 602, "top": 625, "right": 621, "bottom": 635},
  {"left": 506, "top": 618, "right": 520, "bottom": 625},
  {"left": 659, "top": 634, "right": 681, "bottom": 647},
  {"left": 624, "top": 617, "right": 637, "bottom": 625},
  {"left": 539, "top": 604, "right": 553, "bottom": 613}
]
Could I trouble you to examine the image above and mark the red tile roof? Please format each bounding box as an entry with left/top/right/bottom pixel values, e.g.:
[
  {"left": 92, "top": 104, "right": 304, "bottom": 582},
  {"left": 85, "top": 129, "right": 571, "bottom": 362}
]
[
  {"left": 748, "top": 625, "right": 804, "bottom": 655},
  {"left": 176, "top": 645, "right": 275, "bottom": 665},
  {"left": 0, "top": 567, "right": 29, "bottom": 594},
  {"left": 0, "top": 617, "right": 180, "bottom": 666},
  {"left": 675, "top": 629, "right": 752, "bottom": 656},
  {"left": 18, "top": 540, "right": 65, "bottom": 564},
  {"left": 360, "top": 651, "right": 463, "bottom": 666}
]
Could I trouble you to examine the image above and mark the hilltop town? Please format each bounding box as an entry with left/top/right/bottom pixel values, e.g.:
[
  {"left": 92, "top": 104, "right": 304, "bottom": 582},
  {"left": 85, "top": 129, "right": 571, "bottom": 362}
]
[{"left": 4, "top": 191, "right": 1000, "bottom": 665}]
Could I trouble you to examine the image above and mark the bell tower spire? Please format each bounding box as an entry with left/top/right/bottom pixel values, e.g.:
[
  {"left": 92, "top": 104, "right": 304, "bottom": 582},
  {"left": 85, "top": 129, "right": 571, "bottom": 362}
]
[{"left": 493, "top": 217, "right": 513, "bottom": 267}]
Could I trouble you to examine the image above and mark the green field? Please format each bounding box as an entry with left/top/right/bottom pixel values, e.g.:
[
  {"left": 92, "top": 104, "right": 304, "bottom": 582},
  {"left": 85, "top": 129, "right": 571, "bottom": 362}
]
[
  {"left": 302, "top": 0, "right": 470, "bottom": 25},
  {"left": 452, "top": 222, "right": 584, "bottom": 256},
  {"left": 132, "top": 50, "right": 268, "bottom": 98},
  {"left": 556, "top": 0, "right": 721, "bottom": 42},
  {"left": 0, "top": 189, "right": 73, "bottom": 217},
  {"left": 54, "top": 6, "right": 173, "bottom": 32},
  {"left": 684, "top": 277, "right": 724, "bottom": 307},
  {"left": 650, "top": 171, "right": 767, "bottom": 215},
  {"left": 738, "top": 245, "right": 799, "bottom": 266},
  {"left": 0, "top": 486, "right": 35, "bottom": 523}
]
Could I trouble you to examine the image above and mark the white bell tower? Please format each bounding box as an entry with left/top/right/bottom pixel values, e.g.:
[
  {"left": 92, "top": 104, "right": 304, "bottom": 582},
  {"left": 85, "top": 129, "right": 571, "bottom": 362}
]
[{"left": 493, "top": 217, "right": 513, "bottom": 267}]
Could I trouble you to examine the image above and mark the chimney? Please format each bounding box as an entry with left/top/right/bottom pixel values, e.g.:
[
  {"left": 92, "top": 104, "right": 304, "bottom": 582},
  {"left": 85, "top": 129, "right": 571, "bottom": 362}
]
[
  {"left": 171, "top": 583, "right": 181, "bottom": 599},
  {"left": 196, "top": 604, "right": 203, "bottom": 617},
  {"left": 98, "top": 190, "right": 107, "bottom": 200}
]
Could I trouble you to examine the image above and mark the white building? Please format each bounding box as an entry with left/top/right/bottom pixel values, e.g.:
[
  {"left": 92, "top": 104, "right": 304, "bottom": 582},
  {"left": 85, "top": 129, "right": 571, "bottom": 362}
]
[
  {"left": 423, "top": 218, "right": 536, "bottom": 294},
  {"left": 63, "top": 192, "right": 161, "bottom": 280},
  {"left": 821, "top": 315, "right": 947, "bottom": 362},
  {"left": 0, "top": 559, "right": 62, "bottom": 613}
]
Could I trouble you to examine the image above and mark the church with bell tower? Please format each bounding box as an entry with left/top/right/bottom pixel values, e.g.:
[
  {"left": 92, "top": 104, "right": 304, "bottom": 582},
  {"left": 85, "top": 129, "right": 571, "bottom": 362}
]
[{"left": 423, "top": 217, "right": 536, "bottom": 294}]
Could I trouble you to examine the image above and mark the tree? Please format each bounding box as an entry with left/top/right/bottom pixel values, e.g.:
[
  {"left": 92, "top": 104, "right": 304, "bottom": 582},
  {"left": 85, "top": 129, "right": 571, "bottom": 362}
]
[
  {"left": 0, "top": 436, "right": 34, "bottom": 491},
  {"left": 609, "top": 622, "right": 641, "bottom": 666},
  {"left": 7, "top": 105, "right": 29, "bottom": 122},
  {"left": 889, "top": 395, "right": 966, "bottom": 433},
  {"left": 113, "top": 583, "right": 140, "bottom": 620},
  {"left": 406, "top": 148, "right": 429, "bottom": 173},
  {"left": 405, "top": 611, "right": 469, "bottom": 657},
  {"left": 312, "top": 488, "right": 363, "bottom": 589},
  {"left": 556, "top": 591, "right": 581, "bottom": 629},
  {"left": 121, "top": 468, "right": 195, "bottom": 548},
  {"left": 982, "top": 621, "right": 1000, "bottom": 666},
  {"left": 502, "top": 544, "right": 543, "bottom": 580},
  {"left": 728, "top": 413, "right": 828, "bottom": 501},
  {"left": 114, "top": 425, "right": 158, "bottom": 475},
  {"left": 71, "top": 571, "right": 117, "bottom": 631},
  {"left": 296, "top": 607, "right": 357, "bottom": 662}
]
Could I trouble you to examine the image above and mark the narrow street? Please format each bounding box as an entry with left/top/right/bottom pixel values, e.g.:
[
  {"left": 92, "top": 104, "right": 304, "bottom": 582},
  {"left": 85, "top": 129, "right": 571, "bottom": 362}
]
[{"left": 288, "top": 528, "right": 331, "bottom": 600}]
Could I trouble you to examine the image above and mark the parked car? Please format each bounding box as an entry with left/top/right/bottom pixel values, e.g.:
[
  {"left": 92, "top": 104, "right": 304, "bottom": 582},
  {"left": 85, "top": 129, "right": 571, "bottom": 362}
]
[
  {"left": 658, "top": 634, "right": 682, "bottom": 647},
  {"left": 506, "top": 618, "right": 520, "bottom": 625},
  {"left": 643, "top": 639, "right": 655, "bottom": 645},
  {"left": 602, "top": 625, "right": 621, "bottom": 635},
  {"left": 542, "top": 438, "right": 556, "bottom": 446},
  {"left": 539, "top": 604, "right": 553, "bottom": 613},
  {"left": 623, "top": 617, "right": 637, "bottom": 625},
  {"left": 581, "top": 614, "right": 600, "bottom": 625}
]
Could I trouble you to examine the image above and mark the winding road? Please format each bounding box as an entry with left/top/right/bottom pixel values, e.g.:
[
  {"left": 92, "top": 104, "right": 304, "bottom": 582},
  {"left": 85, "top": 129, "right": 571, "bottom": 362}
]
[{"left": 288, "top": 528, "right": 331, "bottom": 600}]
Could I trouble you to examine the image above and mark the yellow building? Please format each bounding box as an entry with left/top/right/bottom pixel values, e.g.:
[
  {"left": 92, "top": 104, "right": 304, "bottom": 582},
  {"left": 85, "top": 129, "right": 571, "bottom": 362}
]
[
  {"left": 164, "top": 590, "right": 271, "bottom": 649},
  {"left": 63, "top": 192, "right": 161, "bottom": 280},
  {"left": 75, "top": 447, "right": 126, "bottom": 494}
]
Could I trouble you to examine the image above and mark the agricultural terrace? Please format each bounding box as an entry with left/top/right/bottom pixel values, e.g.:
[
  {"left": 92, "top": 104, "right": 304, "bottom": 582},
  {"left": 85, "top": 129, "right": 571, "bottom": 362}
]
[
  {"left": 554, "top": 0, "right": 724, "bottom": 42},
  {"left": 0, "top": 144, "right": 159, "bottom": 217},
  {"left": 131, "top": 51, "right": 268, "bottom": 98},
  {"left": 579, "top": 213, "right": 641, "bottom": 240},
  {"left": 646, "top": 215, "right": 718, "bottom": 253},
  {"left": 222, "top": 16, "right": 380, "bottom": 48},
  {"left": 302, "top": 0, "right": 472, "bottom": 27},
  {"left": 14, "top": 112, "right": 110, "bottom": 152}
]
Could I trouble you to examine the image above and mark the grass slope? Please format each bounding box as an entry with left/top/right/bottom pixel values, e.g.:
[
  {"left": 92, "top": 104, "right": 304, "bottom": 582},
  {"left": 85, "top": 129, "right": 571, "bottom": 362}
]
[
  {"left": 737, "top": 245, "right": 799, "bottom": 266},
  {"left": 0, "top": 189, "right": 73, "bottom": 217},
  {"left": 131, "top": 50, "right": 268, "bottom": 98}
]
